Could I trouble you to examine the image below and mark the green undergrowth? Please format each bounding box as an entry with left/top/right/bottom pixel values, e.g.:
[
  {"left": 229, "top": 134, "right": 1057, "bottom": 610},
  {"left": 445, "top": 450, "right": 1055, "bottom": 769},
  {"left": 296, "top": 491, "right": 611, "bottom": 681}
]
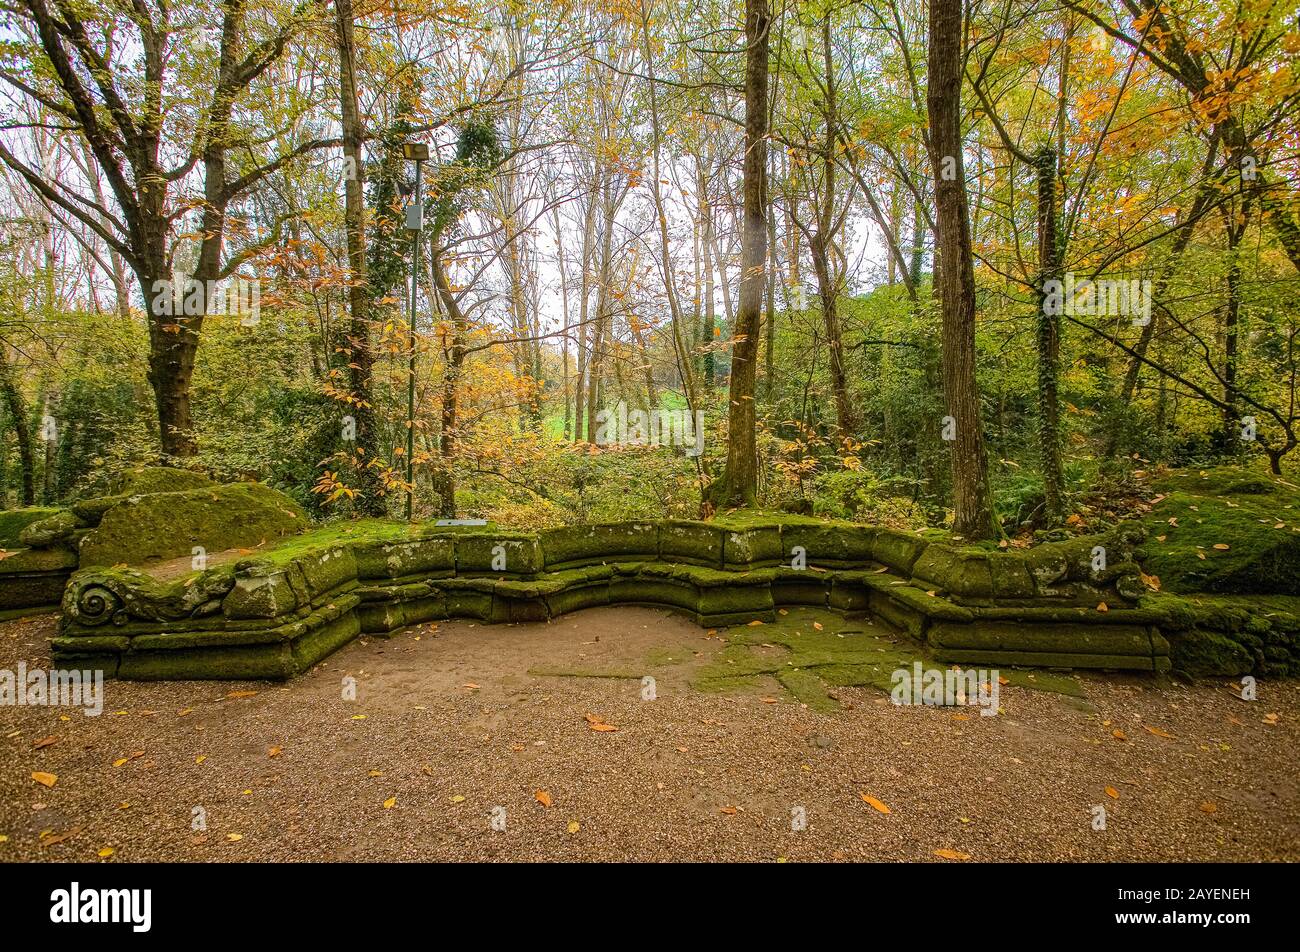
[{"left": 692, "top": 606, "right": 1082, "bottom": 712}]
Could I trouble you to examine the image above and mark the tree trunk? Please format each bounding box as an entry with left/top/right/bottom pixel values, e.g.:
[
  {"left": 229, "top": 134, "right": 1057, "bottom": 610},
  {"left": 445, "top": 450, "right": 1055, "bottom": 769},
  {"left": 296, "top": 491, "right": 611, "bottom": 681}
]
[
  {"left": 334, "top": 0, "right": 385, "bottom": 513},
  {"left": 709, "top": 0, "right": 769, "bottom": 509},
  {"left": 0, "top": 347, "right": 35, "bottom": 505},
  {"left": 927, "top": 0, "right": 999, "bottom": 540},
  {"left": 1034, "top": 147, "right": 1065, "bottom": 524}
]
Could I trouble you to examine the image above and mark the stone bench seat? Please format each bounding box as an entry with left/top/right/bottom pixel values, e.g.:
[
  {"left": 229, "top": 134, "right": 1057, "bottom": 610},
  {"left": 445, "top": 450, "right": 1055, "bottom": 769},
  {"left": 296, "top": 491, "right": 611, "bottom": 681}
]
[{"left": 47, "top": 516, "right": 1179, "bottom": 679}]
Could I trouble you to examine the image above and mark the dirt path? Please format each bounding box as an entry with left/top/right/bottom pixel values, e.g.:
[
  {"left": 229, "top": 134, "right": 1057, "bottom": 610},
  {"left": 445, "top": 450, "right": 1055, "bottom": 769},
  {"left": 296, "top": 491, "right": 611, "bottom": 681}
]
[{"left": 1, "top": 607, "right": 1297, "bottom": 862}]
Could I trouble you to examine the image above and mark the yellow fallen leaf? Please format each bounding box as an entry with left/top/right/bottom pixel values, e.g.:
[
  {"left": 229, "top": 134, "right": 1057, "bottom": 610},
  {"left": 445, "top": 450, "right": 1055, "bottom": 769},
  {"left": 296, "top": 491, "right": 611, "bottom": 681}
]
[
  {"left": 351, "top": 714, "right": 367, "bottom": 720},
  {"left": 567, "top": 820, "right": 580, "bottom": 834},
  {"left": 195, "top": 755, "right": 207, "bottom": 764},
  {"left": 226, "top": 833, "right": 243, "bottom": 842},
  {"left": 268, "top": 746, "right": 282, "bottom": 757},
  {"left": 368, "top": 769, "right": 383, "bottom": 777},
  {"left": 1096, "top": 602, "right": 1109, "bottom": 612},
  {"left": 535, "top": 790, "right": 552, "bottom": 808},
  {"left": 1105, "top": 786, "right": 1119, "bottom": 799},
  {"left": 860, "top": 794, "right": 892, "bottom": 814},
  {"left": 1213, "top": 543, "right": 1230, "bottom": 550},
  {"left": 748, "top": 620, "right": 764, "bottom": 626},
  {"left": 97, "top": 847, "right": 114, "bottom": 858},
  {"left": 934, "top": 848, "right": 971, "bottom": 860},
  {"left": 383, "top": 796, "right": 397, "bottom": 809},
  {"left": 1262, "top": 712, "right": 1280, "bottom": 725},
  {"left": 813, "top": 622, "right": 824, "bottom": 631},
  {"left": 113, "top": 758, "right": 128, "bottom": 768},
  {"left": 1200, "top": 801, "right": 1218, "bottom": 814},
  {"left": 31, "top": 772, "right": 57, "bottom": 788}
]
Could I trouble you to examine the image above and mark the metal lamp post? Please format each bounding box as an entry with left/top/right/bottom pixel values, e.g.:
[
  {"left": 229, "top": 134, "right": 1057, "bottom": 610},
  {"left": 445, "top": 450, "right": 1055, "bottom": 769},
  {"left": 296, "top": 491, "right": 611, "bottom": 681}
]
[{"left": 401, "top": 141, "right": 430, "bottom": 521}]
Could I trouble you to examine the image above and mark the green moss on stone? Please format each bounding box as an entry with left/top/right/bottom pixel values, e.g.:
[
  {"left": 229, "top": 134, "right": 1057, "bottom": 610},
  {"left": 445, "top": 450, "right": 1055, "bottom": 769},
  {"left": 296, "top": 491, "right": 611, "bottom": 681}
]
[{"left": 78, "top": 482, "right": 308, "bottom": 568}]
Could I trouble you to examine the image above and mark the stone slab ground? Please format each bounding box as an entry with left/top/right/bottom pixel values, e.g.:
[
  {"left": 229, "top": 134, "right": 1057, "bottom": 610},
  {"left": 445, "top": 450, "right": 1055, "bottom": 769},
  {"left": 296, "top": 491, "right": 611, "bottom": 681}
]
[{"left": 2, "top": 607, "right": 1296, "bottom": 862}]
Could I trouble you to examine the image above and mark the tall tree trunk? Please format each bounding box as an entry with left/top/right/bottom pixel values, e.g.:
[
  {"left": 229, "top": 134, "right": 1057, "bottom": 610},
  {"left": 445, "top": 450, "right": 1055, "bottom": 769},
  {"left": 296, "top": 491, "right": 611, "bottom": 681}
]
[
  {"left": 0, "top": 347, "right": 35, "bottom": 505},
  {"left": 431, "top": 251, "right": 465, "bottom": 517},
  {"left": 1035, "top": 147, "right": 1065, "bottom": 524},
  {"left": 709, "top": 0, "right": 769, "bottom": 508},
  {"left": 927, "top": 0, "right": 998, "bottom": 539},
  {"left": 699, "top": 161, "right": 717, "bottom": 387},
  {"left": 334, "top": 0, "right": 385, "bottom": 513}
]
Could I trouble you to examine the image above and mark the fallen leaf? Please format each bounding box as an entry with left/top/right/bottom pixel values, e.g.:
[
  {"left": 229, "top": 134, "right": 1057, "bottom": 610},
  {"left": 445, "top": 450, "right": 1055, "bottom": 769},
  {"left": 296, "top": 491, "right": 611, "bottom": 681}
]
[
  {"left": 1096, "top": 602, "right": 1109, "bottom": 613},
  {"left": 383, "top": 796, "right": 397, "bottom": 809},
  {"left": 31, "top": 772, "right": 57, "bottom": 788},
  {"left": 450, "top": 794, "right": 466, "bottom": 803},
  {"left": 535, "top": 790, "right": 552, "bottom": 808},
  {"left": 747, "top": 620, "right": 764, "bottom": 626},
  {"left": 268, "top": 746, "right": 282, "bottom": 757},
  {"left": 1199, "top": 801, "right": 1218, "bottom": 814},
  {"left": 1213, "top": 543, "right": 1231, "bottom": 550},
  {"left": 195, "top": 755, "right": 207, "bottom": 765},
  {"left": 1112, "top": 729, "right": 1127, "bottom": 741},
  {"left": 860, "top": 794, "right": 892, "bottom": 814},
  {"left": 567, "top": 820, "right": 580, "bottom": 834},
  {"left": 226, "top": 833, "right": 243, "bottom": 842},
  {"left": 1263, "top": 712, "right": 1280, "bottom": 725},
  {"left": 32, "top": 736, "right": 58, "bottom": 750},
  {"left": 1144, "top": 725, "right": 1174, "bottom": 738},
  {"left": 934, "top": 848, "right": 971, "bottom": 860},
  {"left": 1105, "top": 786, "right": 1120, "bottom": 799},
  {"left": 97, "top": 847, "right": 114, "bottom": 858},
  {"left": 112, "top": 758, "right": 129, "bottom": 768},
  {"left": 720, "top": 806, "right": 738, "bottom": 815}
]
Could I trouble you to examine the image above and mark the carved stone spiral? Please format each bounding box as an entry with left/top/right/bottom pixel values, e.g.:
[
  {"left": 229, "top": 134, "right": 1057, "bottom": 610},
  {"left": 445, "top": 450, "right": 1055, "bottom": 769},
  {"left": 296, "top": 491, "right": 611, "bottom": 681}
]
[{"left": 75, "top": 584, "right": 124, "bottom": 627}]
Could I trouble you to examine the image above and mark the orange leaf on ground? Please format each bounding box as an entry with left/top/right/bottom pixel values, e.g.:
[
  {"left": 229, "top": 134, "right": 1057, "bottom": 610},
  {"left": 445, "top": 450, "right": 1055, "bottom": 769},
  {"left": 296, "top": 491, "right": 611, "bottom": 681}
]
[
  {"left": 1144, "top": 725, "right": 1174, "bottom": 738},
  {"left": 535, "top": 790, "right": 552, "bottom": 808},
  {"left": 31, "top": 772, "right": 57, "bottom": 788},
  {"left": 934, "top": 848, "right": 971, "bottom": 860},
  {"left": 1105, "top": 787, "right": 1120, "bottom": 799},
  {"left": 860, "top": 794, "right": 892, "bottom": 814}
]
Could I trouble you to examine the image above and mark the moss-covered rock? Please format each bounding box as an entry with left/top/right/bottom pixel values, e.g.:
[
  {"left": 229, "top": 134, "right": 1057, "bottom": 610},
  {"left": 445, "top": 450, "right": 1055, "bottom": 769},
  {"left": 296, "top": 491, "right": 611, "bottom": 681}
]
[
  {"left": 77, "top": 482, "right": 308, "bottom": 568},
  {"left": 0, "top": 507, "right": 63, "bottom": 548},
  {"left": 1137, "top": 468, "right": 1300, "bottom": 595},
  {"left": 111, "top": 465, "right": 215, "bottom": 496},
  {"left": 17, "top": 509, "right": 85, "bottom": 548}
]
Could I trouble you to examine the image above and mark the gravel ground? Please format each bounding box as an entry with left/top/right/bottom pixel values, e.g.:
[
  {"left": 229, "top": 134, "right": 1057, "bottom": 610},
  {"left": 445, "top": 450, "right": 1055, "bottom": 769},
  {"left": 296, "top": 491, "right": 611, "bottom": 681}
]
[{"left": 1, "top": 607, "right": 1296, "bottom": 862}]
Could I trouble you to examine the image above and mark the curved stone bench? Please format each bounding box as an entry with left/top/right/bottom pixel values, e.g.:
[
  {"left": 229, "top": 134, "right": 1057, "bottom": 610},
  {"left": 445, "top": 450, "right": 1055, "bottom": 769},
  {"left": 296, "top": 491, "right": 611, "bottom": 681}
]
[{"left": 48, "top": 515, "right": 1175, "bottom": 680}]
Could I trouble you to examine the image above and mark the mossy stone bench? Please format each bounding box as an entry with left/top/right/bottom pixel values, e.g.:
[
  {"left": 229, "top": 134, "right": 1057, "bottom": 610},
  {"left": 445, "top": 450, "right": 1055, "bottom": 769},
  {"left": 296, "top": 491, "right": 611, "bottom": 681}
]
[{"left": 47, "top": 514, "right": 1185, "bottom": 680}]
